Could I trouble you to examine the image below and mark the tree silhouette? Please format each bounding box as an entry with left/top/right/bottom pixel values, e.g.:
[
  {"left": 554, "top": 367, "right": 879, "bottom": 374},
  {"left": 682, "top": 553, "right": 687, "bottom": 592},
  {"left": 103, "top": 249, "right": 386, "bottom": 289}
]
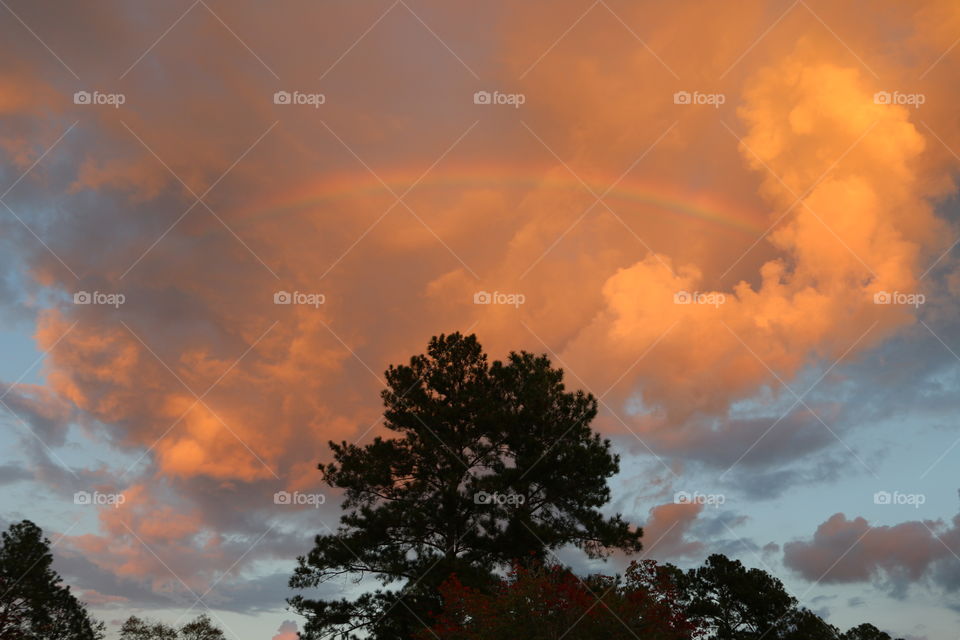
[
  {"left": 423, "top": 553, "right": 905, "bottom": 640},
  {"left": 290, "top": 333, "right": 642, "bottom": 640},
  {"left": 672, "top": 554, "right": 801, "bottom": 638},
  {"left": 0, "top": 520, "right": 104, "bottom": 640},
  {"left": 118, "top": 616, "right": 178, "bottom": 640},
  {"left": 840, "top": 623, "right": 901, "bottom": 640},
  {"left": 663, "top": 554, "right": 903, "bottom": 640},
  {"left": 118, "top": 613, "right": 225, "bottom": 640},
  {"left": 178, "top": 614, "right": 225, "bottom": 640}
]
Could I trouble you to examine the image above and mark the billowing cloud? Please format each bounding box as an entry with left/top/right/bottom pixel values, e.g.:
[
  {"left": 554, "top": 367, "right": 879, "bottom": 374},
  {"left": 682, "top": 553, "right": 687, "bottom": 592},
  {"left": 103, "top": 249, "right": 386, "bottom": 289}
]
[
  {"left": 1, "top": 0, "right": 959, "bottom": 622},
  {"left": 642, "top": 502, "right": 706, "bottom": 559},
  {"left": 562, "top": 47, "right": 950, "bottom": 436},
  {"left": 271, "top": 620, "right": 300, "bottom": 640},
  {"left": 784, "top": 511, "right": 960, "bottom": 598}
]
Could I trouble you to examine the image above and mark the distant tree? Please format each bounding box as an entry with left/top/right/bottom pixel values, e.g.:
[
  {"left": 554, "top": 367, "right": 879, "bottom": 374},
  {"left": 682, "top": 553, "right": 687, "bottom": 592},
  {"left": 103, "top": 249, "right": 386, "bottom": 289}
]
[
  {"left": 179, "top": 614, "right": 225, "bottom": 640},
  {"left": 290, "top": 333, "right": 643, "bottom": 640},
  {"left": 780, "top": 608, "right": 840, "bottom": 640},
  {"left": 119, "top": 616, "right": 177, "bottom": 640},
  {"left": 665, "top": 555, "right": 903, "bottom": 640},
  {"left": 119, "top": 614, "right": 225, "bottom": 640},
  {"left": 841, "top": 623, "right": 902, "bottom": 640},
  {"left": 0, "top": 519, "right": 104, "bottom": 640},
  {"left": 672, "top": 554, "right": 800, "bottom": 639},
  {"left": 420, "top": 559, "right": 699, "bottom": 640}
]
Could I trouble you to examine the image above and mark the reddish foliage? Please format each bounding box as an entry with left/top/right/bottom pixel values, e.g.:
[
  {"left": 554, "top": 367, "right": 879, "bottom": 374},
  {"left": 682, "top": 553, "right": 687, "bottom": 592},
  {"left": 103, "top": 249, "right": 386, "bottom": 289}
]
[{"left": 419, "top": 560, "right": 702, "bottom": 640}]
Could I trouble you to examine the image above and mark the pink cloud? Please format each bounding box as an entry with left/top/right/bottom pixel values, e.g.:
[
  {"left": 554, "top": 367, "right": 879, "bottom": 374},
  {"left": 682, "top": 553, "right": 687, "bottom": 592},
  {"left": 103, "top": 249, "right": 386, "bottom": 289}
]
[
  {"left": 641, "top": 502, "right": 705, "bottom": 559},
  {"left": 783, "top": 512, "right": 960, "bottom": 586},
  {"left": 271, "top": 620, "right": 299, "bottom": 640}
]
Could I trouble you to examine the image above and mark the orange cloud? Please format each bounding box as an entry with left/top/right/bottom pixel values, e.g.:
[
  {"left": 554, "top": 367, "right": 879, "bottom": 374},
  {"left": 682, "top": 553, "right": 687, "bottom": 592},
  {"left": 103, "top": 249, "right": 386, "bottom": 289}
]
[
  {"left": 642, "top": 502, "right": 706, "bottom": 559},
  {"left": 2, "top": 0, "right": 958, "bottom": 599}
]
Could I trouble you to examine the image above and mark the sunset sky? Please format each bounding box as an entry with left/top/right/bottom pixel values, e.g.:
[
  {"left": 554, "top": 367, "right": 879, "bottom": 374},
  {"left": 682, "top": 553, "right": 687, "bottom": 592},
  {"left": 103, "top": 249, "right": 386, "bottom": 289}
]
[{"left": 2, "top": 1, "right": 960, "bottom": 638}]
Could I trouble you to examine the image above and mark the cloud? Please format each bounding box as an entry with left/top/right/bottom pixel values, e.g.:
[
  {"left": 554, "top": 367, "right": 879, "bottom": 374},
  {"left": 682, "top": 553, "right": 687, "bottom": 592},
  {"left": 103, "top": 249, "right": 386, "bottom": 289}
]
[
  {"left": 1, "top": 0, "right": 960, "bottom": 617},
  {"left": 76, "top": 589, "right": 129, "bottom": 607},
  {"left": 271, "top": 620, "right": 299, "bottom": 640},
  {"left": 783, "top": 511, "right": 960, "bottom": 598},
  {"left": 561, "top": 47, "right": 951, "bottom": 444},
  {"left": 0, "top": 462, "right": 32, "bottom": 485},
  {"left": 641, "top": 502, "right": 706, "bottom": 559}
]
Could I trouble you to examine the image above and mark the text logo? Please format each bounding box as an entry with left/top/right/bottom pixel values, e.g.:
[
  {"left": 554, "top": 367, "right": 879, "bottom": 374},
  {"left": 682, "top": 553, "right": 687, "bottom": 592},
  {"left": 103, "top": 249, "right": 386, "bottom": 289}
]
[
  {"left": 74, "top": 291, "right": 125, "bottom": 308},
  {"left": 874, "top": 490, "right": 925, "bottom": 509},
  {"left": 874, "top": 91, "right": 925, "bottom": 108},
  {"left": 674, "top": 490, "right": 726, "bottom": 508},
  {"left": 274, "top": 491, "right": 326, "bottom": 508},
  {"left": 274, "top": 90, "right": 326, "bottom": 108},
  {"left": 274, "top": 291, "right": 325, "bottom": 308},
  {"left": 74, "top": 491, "right": 125, "bottom": 508},
  {"left": 873, "top": 291, "right": 924, "bottom": 308},
  {"left": 474, "top": 491, "right": 525, "bottom": 505},
  {"left": 673, "top": 91, "right": 725, "bottom": 108},
  {"left": 74, "top": 90, "right": 126, "bottom": 108},
  {"left": 674, "top": 290, "right": 725, "bottom": 307},
  {"left": 473, "top": 90, "right": 526, "bottom": 108},
  {"left": 473, "top": 290, "right": 525, "bottom": 308}
]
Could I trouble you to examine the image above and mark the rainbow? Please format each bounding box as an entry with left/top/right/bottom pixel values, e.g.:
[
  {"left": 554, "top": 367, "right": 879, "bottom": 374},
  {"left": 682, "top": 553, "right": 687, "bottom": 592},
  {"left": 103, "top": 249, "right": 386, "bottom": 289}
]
[{"left": 229, "top": 166, "right": 767, "bottom": 237}]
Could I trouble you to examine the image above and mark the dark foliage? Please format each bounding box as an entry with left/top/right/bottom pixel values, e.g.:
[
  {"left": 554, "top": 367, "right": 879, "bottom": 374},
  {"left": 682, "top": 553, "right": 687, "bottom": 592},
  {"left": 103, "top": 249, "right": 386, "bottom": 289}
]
[
  {"left": 289, "top": 333, "right": 642, "bottom": 639},
  {"left": 0, "top": 520, "right": 104, "bottom": 640}
]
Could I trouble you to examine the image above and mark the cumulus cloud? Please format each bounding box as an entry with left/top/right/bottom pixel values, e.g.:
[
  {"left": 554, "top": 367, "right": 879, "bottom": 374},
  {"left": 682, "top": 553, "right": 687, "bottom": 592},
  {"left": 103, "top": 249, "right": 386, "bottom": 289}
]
[
  {"left": 271, "top": 620, "right": 299, "bottom": 640},
  {"left": 1, "top": 0, "right": 959, "bottom": 617},
  {"left": 784, "top": 512, "right": 960, "bottom": 598}
]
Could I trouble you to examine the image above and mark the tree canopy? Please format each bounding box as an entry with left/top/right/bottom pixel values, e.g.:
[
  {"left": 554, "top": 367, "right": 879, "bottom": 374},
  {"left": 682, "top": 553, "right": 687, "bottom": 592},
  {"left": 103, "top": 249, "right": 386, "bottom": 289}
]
[
  {"left": 663, "top": 554, "right": 903, "bottom": 640},
  {"left": 290, "top": 333, "right": 642, "bottom": 639},
  {"left": 420, "top": 559, "right": 698, "bottom": 640},
  {"left": 0, "top": 520, "right": 104, "bottom": 640},
  {"left": 422, "top": 554, "right": 904, "bottom": 640}
]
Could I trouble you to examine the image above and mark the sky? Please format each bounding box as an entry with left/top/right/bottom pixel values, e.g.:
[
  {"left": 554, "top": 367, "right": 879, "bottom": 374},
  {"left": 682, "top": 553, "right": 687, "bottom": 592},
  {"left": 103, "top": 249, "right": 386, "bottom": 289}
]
[{"left": 1, "top": 0, "right": 960, "bottom": 638}]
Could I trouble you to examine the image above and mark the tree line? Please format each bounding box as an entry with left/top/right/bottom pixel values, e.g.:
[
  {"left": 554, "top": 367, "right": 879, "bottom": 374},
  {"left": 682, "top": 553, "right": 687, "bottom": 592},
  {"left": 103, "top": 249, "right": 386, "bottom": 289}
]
[{"left": 1, "top": 334, "right": 903, "bottom": 639}]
